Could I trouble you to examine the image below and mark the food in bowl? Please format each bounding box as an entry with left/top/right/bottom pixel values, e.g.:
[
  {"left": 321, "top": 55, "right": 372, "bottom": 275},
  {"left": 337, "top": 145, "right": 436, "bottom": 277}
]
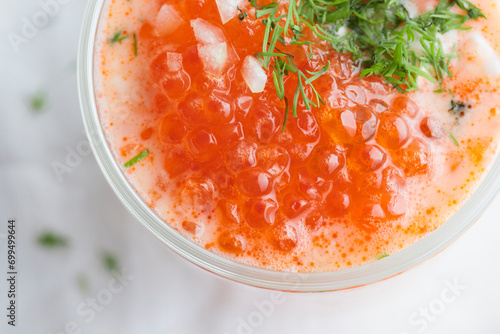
[{"left": 94, "top": 0, "right": 500, "bottom": 272}]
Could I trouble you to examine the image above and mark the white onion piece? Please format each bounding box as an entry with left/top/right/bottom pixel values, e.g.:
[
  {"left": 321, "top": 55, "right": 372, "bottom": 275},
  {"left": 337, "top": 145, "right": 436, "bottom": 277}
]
[
  {"left": 241, "top": 55, "right": 267, "bottom": 93},
  {"left": 190, "top": 18, "right": 239, "bottom": 77},
  {"left": 190, "top": 18, "right": 225, "bottom": 44},
  {"left": 166, "top": 52, "right": 183, "bottom": 72},
  {"left": 197, "top": 43, "right": 228, "bottom": 76},
  {"left": 155, "top": 4, "right": 182, "bottom": 36},
  {"left": 215, "top": 0, "right": 244, "bottom": 24}
]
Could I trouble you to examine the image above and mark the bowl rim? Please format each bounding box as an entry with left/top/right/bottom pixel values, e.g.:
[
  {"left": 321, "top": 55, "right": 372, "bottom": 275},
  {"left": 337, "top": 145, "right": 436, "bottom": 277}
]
[{"left": 78, "top": 0, "right": 500, "bottom": 292}]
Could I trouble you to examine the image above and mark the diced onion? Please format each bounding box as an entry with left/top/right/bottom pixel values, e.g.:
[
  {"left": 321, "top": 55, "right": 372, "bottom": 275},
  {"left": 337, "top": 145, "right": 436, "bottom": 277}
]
[
  {"left": 190, "top": 18, "right": 225, "bottom": 44},
  {"left": 197, "top": 43, "right": 228, "bottom": 76},
  {"left": 190, "top": 18, "right": 239, "bottom": 77},
  {"left": 241, "top": 55, "right": 267, "bottom": 93},
  {"left": 155, "top": 4, "right": 182, "bottom": 36}
]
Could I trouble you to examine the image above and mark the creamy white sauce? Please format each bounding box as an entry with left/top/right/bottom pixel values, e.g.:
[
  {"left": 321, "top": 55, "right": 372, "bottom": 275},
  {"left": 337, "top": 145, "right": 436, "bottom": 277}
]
[{"left": 94, "top": 0, "right": 500, "bottom": 272}]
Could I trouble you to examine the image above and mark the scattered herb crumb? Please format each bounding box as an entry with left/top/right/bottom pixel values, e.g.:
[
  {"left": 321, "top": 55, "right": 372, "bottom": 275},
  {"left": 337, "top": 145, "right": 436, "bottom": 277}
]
[
  {"left": 449, "top": 100, "right": 468, "bottom": 117},
  {"left": 37, "top": 232, "right": 68, "bottom": 248},
  {"left": 28, "top": 92, "right": 47, "bottom": 112},
  {"left": 77, "top": 274, "right": 90, "bottom": 293},
  {"left": 124, "top": 149, "right": 149, "bottom": 168},
  {"left": 102, "top": 252, "right": 119, "bottom": 273},
  {"left": 109, "top": 30, "right": 129, "bottom": 44},
  {"left": 133, "top": 33, "right": 138, "bottom": 57}
]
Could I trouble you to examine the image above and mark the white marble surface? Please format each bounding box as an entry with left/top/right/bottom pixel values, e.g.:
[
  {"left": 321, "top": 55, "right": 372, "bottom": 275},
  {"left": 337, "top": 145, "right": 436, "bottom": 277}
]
[{"left": 1, "top": 0, "right": 500, "bottom": 333}]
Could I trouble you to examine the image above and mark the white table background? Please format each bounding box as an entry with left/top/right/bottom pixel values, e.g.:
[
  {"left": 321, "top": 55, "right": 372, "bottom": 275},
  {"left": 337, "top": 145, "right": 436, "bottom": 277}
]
[{"left": 1, "top": 1, "right": 500, "bottom": 333}]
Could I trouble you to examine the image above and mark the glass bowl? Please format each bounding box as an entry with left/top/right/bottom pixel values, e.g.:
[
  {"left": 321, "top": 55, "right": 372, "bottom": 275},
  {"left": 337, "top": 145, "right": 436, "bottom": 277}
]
[{"left": 78, "top": 0, "right": 500, "bottom": 292}]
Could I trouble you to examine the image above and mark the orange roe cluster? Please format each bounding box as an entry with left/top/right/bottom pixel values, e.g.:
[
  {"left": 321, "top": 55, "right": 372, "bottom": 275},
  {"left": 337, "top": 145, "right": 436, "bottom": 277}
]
[{"left": 129, "top": 0, "right": 440, "bottom": 257}]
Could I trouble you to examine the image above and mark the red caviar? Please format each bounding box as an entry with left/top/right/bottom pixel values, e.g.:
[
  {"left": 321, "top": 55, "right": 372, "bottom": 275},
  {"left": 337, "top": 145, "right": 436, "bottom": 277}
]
[{"left": 118, "top": 0, "right": 439, "bottom": 263}]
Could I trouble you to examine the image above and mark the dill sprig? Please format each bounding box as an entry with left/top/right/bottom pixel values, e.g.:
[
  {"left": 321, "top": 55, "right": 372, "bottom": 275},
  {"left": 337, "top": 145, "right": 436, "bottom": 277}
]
[
  {"left": 252, "top": 2, "right": 331, "bottom": 130},
  {"left": 248, "top": 0, "right": 485, "bottom": 127}
]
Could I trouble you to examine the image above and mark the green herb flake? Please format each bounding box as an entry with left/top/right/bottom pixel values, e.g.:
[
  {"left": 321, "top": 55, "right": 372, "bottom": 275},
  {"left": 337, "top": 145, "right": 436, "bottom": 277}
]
[
  {"left": 102, "top": 252, "right": 119, "bottom": 273},
  {"left": 124, "top": 149, "right": 149, "bottom": 168},
  {"left": 109, "top": 30, "right": 129, "bottom": 44},
  {"left": 238, "top": 6, "right": 248, "bottom": 21},
  {"left": 377, "top": 253, "right": 389, "bottom": 260},
  {"left": 37, "top": 232, "right": 68, "bottom": 248},
  {"left": 449, "top": 100, "right": 468, "bottom": 116},
  {"left": 133, "top": 33, "right": 138, "bottom": 57},
  {"left": 29, "top": 92, "right": 47, "bottom": 112}
]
